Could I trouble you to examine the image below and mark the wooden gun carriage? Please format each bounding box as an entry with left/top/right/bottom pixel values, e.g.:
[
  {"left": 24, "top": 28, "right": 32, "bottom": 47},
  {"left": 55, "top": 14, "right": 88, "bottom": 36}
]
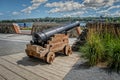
[{"left": 25, "top": 21, "right": 80, "bottom": 63}]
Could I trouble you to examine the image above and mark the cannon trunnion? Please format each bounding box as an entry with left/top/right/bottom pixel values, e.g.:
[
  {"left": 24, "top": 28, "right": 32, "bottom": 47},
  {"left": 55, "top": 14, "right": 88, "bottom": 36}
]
[{"left": 25, "top": 21, "right": 80, "bottom": 63}]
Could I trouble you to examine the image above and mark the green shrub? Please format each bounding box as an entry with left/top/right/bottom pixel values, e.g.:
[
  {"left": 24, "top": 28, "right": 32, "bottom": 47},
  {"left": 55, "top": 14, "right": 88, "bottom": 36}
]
[
  {"left": 81, "top": 33, "right": 104, "bottom": 66},
  {"left": 80, "top": 32, "right": 120, "bottom": 72},
  {"left": 100, "top": 33, "right": 114, "bottom": 61},
  {"left": 107, "top": 38, "right": 120, "bottom": 73}
]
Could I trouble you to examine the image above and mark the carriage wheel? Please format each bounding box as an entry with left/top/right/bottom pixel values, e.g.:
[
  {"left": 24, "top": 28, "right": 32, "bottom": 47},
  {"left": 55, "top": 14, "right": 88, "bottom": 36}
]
[
  {"left": 64, "top": 45, "right": 72, "bottom": 56},
  {"left": 47, "top": 52, "right": 55, "bottom": 64}
]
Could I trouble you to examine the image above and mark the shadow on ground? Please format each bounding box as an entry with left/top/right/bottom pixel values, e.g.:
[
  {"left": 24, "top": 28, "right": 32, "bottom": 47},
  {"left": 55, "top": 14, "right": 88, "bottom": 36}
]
[
  {"left": 17, "top": 56, "right": 47, "bottom": 66},
  {"left": 17, "top": 52, "right": 68, "bottom": 66}
]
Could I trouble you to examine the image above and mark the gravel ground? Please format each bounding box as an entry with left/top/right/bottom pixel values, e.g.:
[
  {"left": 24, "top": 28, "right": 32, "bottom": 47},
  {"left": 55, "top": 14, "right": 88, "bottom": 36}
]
[{"left": 64, "top": 59, "right": 120, "bottom": 80}]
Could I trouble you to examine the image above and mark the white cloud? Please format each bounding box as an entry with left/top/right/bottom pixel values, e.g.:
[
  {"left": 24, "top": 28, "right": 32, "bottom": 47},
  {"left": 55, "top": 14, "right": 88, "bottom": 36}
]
[
  {"left": 107, "top": 5, "right": 120, "bottom": 11},
  {"left": 107, "top": 11, "right": 120, "bottom": 17},
  {"left": 36, "top": 10, "right": 40, "bottom": 13},
  {"left": 21, "top": 0, "right": 47, "bottom": 13},
  {"left": 82, "top": 0, "right": 120, "bottom": 17},
  {"left": 22, "top": 4, "right": 27, "bottom": 7},
  {"left": 112, "top": 11, "right": 120, "bottom": 17},
  {"left": 83, "top": 0, "right": 116, "bottom": 8},
  {"left": 45, "top": 1, "right": 84, "bottom": 13},
  {"left": 31, "top": 0, "right": 46, "bottom": 3},
  {"left": 64, "top": 11, "right": 86, "bottom": 17},
  {"left": 45, "top": 0, "right": 120, "bottom": 14},
  {"left": 0, "top": 13, "right": 3, "bottom": 15},
  {"left": 20, "top": 0, "right": 120, "bottom": 17},
  {"left": 100, "top": 10, "right": 120, "bottom": 17},
  {"left": 12, "top": 12, "right": 20, "bottom": 15},
  {"left": 98, "top": 5, "right": 120, "bottom": 14}
]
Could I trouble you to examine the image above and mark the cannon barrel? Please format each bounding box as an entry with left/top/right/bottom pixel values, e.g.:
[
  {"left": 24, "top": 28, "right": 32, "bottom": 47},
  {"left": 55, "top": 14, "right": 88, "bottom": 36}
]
[{"left": 32, "top": 21, "right": 80, "bottom": 45}]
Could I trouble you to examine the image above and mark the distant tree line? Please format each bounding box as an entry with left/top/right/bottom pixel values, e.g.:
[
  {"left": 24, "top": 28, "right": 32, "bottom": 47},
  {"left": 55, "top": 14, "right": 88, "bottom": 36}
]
[{"left": 0, "top": 17, "right": 120, "bottom": 23}]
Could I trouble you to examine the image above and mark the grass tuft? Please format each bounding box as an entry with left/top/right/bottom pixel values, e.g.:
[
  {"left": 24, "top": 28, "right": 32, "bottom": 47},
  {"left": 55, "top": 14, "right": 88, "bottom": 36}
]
[{"left": 79, "top": 23, "right": 120, "bottom": 72}]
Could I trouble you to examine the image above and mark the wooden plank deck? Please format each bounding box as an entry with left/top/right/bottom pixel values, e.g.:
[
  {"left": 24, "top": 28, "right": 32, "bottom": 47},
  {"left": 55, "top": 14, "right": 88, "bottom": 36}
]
[{"left": 0, "top": 52, "right": 79, "bottom": 80}]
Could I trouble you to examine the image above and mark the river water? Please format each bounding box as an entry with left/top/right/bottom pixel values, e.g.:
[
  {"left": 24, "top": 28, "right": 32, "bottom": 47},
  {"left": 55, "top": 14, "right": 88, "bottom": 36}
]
[
  {"left": 17, "top": 22, "right": 33, "bottom": 28},
  {"left": 17, "top": 22, "right": 86, "bottom": 28}
]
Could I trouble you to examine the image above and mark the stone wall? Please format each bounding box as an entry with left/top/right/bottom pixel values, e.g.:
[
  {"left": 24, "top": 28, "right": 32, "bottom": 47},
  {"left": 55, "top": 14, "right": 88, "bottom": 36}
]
[
  {"left": 0, "top": 23, "right": 21, "bottom": 34},
  {"left": 87, "top": 22, "right": 120, "bottom": 37},
  {"left": 72, "top": 22, "right": 120, "bottom": 51}
]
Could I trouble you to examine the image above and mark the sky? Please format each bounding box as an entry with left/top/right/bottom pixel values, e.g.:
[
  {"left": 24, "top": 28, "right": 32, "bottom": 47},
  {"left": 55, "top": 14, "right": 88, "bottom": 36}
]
[{"left": 0, "top": 0, "right": 120, "bottom": 20}]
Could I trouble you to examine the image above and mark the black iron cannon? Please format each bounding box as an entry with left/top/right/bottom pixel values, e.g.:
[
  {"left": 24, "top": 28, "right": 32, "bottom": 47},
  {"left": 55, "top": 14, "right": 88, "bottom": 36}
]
[
  {"left": 26, "top": 21, "right": 80, "bottom": 63},
  {"left": 32, "top": 21, "right": 80, "bottom": 45}
]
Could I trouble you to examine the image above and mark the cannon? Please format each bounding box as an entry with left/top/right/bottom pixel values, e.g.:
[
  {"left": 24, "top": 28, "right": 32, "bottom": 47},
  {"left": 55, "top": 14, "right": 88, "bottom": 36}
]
[{"left": 25, "top": 21, "right": 80, "bottom": 63}]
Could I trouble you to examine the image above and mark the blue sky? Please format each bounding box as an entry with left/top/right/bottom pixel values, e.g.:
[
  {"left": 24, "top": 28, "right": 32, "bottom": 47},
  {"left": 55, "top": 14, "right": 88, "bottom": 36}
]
[{"left": 0, "top": 0, "right": 120, "bottom": 20}]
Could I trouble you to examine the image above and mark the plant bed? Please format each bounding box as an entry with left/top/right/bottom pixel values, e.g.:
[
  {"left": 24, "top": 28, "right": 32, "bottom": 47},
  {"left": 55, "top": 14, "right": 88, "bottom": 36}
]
[{"left": 79, "top": 22, "right": 120, "bottom": 73}]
